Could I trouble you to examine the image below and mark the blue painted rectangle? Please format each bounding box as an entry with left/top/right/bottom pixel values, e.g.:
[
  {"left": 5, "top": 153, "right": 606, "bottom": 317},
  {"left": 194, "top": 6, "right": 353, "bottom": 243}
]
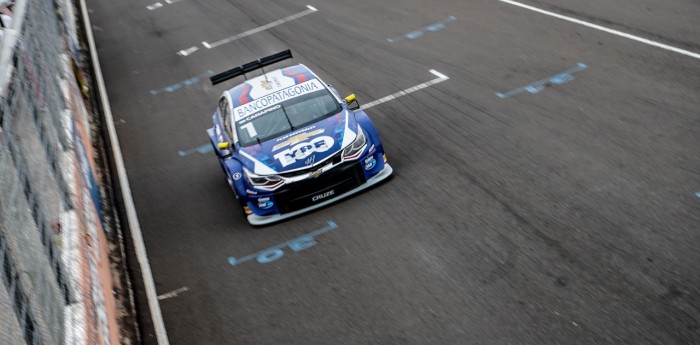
[
  {"left": 228, "top": 220, "right": 338, "bottom": 267},
  {"left": 150, "top": 70, "right": 214, "bottom": 95},
  {"left": 496, "top": 63, "right": 587, "bottom": 99},
  {"left": 387, "top": 16, "right": 457, "bottom": 43},
  {"left": 178, "top": 144, "right": 213, "bottom": 157}
]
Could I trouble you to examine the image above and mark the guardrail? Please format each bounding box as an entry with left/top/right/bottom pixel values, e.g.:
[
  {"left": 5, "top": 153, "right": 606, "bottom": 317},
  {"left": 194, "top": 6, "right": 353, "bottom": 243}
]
[{"left": 0, "top": 0, "right": 124, "bottom": 343}]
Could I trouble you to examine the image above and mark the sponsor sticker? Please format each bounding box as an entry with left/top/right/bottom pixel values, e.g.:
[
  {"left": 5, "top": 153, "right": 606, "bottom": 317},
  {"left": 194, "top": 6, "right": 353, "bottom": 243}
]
[
  {"left": 239, "top": 104, "right": 281, "bottom": 124},
  {"left": 257, "top": 197, "right": 274, "bottom": 209},
  {"left": 273, "top": 129, "right": 324, "bottom": 151},
  {"left": 233, "top": 79, "right": 324, "bottom": 121},
  {"left": 368, "top": 144, "right": 376, "bottom": 155},
  {"left": 364, "top": 155, "right": 376, "bottom": 170},
  {"left": 269, "top": 76, "right": 282, "bottom": 88},
  {"left": 274, "top": 136, "right": 334, "bottom": 167},
  {"left": 233, "top": 172, "right": 242, "bottom": 180}
]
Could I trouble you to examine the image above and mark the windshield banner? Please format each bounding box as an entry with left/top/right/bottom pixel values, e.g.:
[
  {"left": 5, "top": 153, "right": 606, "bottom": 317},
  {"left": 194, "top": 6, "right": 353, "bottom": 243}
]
[{"left": 233, "top": 79, "right": 323, "bottom": 121}]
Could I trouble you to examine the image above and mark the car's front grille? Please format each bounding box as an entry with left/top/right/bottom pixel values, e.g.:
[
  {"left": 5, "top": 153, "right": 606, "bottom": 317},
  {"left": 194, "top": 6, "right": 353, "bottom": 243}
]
[
  {"left": 277, "top": 152, "right": 343, "bottom": 179},
  {"left": 274, "top": 162, "right": 365, "bottom": 214}
]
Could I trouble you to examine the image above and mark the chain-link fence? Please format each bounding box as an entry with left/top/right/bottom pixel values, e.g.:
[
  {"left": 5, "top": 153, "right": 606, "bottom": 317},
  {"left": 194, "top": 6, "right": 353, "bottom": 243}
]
[{"left": 0, "top": 0, "right": 122, "bottom": 344}]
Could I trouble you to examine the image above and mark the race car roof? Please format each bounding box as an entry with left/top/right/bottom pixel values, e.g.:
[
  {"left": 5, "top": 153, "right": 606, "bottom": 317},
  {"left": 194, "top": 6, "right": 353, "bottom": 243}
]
[{"left": 225, "top": 64, "right": 318, "bottom": 109}]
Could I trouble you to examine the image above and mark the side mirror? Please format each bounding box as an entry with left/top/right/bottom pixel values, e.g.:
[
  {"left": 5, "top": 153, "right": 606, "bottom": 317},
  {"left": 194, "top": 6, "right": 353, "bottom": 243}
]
[
  {"left": 218, "top": 142, "right": 230, "bottom": 150},
  {"left": 344, "top": 94, "right": 360, "bottom": 110}
]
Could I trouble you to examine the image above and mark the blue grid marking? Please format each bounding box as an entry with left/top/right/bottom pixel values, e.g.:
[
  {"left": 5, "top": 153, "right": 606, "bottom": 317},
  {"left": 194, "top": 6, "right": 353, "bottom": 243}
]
[
  {"left": 228, "top": 220, "right": 338, "bottom": 267},
  {"left": 150, "top": 70, "right": 214, "bottom": 95},
  {"left": 387, "top": 16, "right": 456, "bottom": 43},
  {"left": 496, "top": 63, "right": 587, "bottom": 99}
]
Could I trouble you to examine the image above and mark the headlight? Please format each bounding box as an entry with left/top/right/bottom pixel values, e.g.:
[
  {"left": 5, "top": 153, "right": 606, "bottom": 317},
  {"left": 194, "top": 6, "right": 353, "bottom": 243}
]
[
  {"left": 243, "top": 168, "right": 284, "bottom": 190},
  {"left": 341, "top": 127, "right": 367, "bottom": 160}
]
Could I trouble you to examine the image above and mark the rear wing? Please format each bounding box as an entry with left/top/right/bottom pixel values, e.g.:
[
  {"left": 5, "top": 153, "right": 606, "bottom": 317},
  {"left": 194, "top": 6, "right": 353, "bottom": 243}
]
[{"left": 210, "top": 49, "right": 293, "bottom": 86}]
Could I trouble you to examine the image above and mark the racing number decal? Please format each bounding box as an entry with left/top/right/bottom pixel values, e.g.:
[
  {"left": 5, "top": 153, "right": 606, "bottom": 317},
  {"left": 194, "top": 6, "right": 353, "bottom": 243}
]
[
  {"left": 273, "top": 136, "right": 334, "bottom": 167},
  {"left": 240, "top": 122, "right": 258, "bottom": 138}
]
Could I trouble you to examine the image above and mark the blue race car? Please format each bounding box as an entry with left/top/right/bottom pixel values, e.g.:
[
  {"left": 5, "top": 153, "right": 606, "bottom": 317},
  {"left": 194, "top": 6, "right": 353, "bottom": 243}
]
[{"left": 207, "top": 50, "right": 393, "bottom": 225}]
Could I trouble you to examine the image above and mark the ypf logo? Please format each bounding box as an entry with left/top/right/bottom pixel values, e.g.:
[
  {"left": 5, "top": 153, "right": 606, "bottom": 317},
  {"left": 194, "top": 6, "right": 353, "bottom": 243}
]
[{"left": 274, "top": 136, "right": 334, "bottom": 167}]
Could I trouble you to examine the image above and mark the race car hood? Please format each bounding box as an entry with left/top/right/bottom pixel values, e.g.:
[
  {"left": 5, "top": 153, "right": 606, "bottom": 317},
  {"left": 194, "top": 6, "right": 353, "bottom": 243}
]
[{"left": 237, "top": 110, "right": 358, "bottom": 174}]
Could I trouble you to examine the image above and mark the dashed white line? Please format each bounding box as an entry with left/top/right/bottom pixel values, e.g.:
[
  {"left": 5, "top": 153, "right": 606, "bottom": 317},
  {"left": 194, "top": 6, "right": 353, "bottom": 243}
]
[
  {"left": 157, "top": 287, "right": 190, "bottom": 301},
  {"left": 362, "top": 69, "right": 450, "bottom": 110},
  {"left": 177, "top": 46, "right": 199, "bottom": 56},
  {"left": 147, "top": 0, "right": 183, "bottom": 10},
  {"left": 146, "top": 2, "right": 163, "bottom": 10},
  {"left": 498, "top": 0, "right": 700, "bottom": 60},
  {"left": 193, "top": 5, "right": 318, "bottom": 53}
]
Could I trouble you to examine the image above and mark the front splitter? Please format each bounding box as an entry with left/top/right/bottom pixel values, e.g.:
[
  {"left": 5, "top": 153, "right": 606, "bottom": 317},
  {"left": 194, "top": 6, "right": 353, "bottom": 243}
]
[{"left": 246, "top": 163, "right": 393, "bottom": 226}]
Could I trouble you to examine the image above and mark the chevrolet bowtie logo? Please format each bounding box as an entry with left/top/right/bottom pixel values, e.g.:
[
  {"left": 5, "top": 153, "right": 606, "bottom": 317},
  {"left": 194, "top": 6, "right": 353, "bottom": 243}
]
[
  {"left": 309, "top": 168, "right": 323, "bottom": 178},
  {"left": 272, "top": 129, "right": 324, "bottom": 151},
  {"left": 260, "top": 80, "right": 272, "bottom": 90}
]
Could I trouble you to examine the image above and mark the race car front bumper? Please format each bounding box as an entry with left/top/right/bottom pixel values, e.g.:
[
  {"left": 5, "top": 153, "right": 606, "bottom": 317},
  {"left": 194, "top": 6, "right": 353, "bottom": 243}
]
[{"left": 246, "top": 163, "right": 393, "bottom": 226}]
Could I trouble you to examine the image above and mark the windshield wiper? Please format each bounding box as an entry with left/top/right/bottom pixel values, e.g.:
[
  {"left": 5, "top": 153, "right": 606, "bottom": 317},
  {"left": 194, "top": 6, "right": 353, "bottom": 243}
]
[{"left": 280, "top": 104, "right": 295, "bottom": 131}]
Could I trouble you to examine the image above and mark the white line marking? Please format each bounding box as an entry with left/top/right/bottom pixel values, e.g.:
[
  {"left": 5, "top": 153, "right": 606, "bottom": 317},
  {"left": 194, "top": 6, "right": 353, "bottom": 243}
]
[
  {"left": 199, "top": 5, "right": 317, "bottom": 51},
  {"left": 362, "top": 69, "right": 450, "bottom": 110},
  {"left": 498, "top": 0, "right": 700, "bottom": 60},
  {"left": 177, "top": 46, "right": 199, "bottom": 56},
  {"left": 147, "top": 0, "right": 183, "bottom": 11},
  {"left": 428, "top": 69, "right": 449, "bottom": 80},
  {"left": 146, "top": 2, "right": 163, "bottom": 10},
  {"left": 157, "top": 287, "right": 190, "bottom": 301},
  {"left": 78, "top": 0, "right": 170, "bottom": 343}
]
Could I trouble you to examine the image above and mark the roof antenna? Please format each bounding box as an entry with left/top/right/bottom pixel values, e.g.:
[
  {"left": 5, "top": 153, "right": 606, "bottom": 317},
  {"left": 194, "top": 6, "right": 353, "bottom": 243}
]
[{"left": 260, "top": 62, "right": 269, "bottom": 82}]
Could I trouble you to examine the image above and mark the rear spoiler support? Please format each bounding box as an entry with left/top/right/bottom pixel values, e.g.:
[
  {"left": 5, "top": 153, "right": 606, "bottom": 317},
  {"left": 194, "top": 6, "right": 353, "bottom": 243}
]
[{"left": 210, "top": 49, "right": 293, "bottom": 85}]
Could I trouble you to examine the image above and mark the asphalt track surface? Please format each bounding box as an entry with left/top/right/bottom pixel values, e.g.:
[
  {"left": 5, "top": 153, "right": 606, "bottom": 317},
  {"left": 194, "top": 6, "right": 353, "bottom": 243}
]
[{"left": 88, "top": 0, "right": 699, "bottom": 344}]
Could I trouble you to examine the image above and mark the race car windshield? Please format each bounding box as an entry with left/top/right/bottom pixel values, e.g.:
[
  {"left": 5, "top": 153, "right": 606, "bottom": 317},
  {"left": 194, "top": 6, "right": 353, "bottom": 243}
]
[{"left": 236, "top": 89, "right": 342, "bottom": 146}]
